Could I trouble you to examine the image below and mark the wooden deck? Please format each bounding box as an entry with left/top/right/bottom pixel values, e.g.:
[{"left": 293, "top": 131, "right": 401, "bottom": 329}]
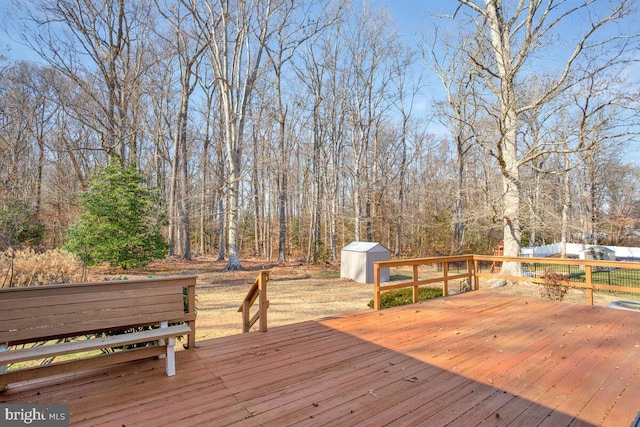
[{"left": 2, "top": 291, "right": 640, "bottom": 426}]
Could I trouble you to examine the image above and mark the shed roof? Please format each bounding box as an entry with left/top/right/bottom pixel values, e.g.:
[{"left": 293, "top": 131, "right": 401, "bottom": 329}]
[
  {"left": 579, "top": 245, "right": 615, "bottom": 254},
  {"left": 341, "top": 241, "right": 389, "bottom": 253}
]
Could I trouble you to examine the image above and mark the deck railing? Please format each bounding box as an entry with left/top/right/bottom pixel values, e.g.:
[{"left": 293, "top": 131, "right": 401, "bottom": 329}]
[
  {"left": 373, "top": 255, "right": 640, "bottom": 310},
  {"left": 474, "top": 255, "right": 640, "bottom": 306},
  {"left": 373, "top": 256, "right": 474, "bottom": 310},
  {"left": 238, "top": 270, "right": 269, "bottom": 332}
]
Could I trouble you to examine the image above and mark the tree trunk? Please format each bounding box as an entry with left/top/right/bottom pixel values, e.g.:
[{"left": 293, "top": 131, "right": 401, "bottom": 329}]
[
  {"left": 396, "top": 140, "right": 406, "bottom": 257},
  {"left": 484, "top": 1, "right": 522, "bottom": 275},
  {"left": 200, "top": 138, "right": 209, "bottom": 255},
  {"left": 311, "top": 104, "right": 322, "bottom": 263},
  {"left": 252, "top": 130, "right": 261, "bottom": 257},
  {"left": 353, "top": 129, "right": 365, "bottom": 242},
  {"left": 217, "top": 196, "right": 225, "bottom": 262},
  {"left": 453, "top": 137, "right": 464, "bottom": 253},
  {"left": 500, "top": 109, "right": 523, "bottom": 275},
  {"left": 179, "top": 83, "right": 191, "bottom": 261},
  {"left": 277, "top": 110, "right": 287, "bottom": 262},
  {"left": 561, "top": 149, "right": 570, "bottom": 258},
  {"left": 225, "top": 131, "right": 242, "bottom": 270},
  {"left": 167, "top": 135, "right": 179, "bottom": 257}
]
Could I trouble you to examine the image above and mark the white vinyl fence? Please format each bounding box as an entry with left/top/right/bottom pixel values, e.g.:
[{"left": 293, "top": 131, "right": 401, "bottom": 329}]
[{"left": 521, "top": 243, "right": 640, "bottom": 260}]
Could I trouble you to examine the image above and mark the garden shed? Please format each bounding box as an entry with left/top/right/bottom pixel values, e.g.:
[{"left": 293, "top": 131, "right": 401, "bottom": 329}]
[
  {"left": 579, "top": 246, "right": 615, "bottom": 261},
  {"left": 340, "top": 241, "right": 390, "bottom": 284}
]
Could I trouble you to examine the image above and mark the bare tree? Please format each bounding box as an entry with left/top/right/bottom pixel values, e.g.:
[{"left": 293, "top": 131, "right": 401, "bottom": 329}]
[
  {"left": 262, "top": 0, "right": 336, "bottom": 263},
  {"left": 20, "top": 0, "right": 157, "bottom": 165},
  {"left": 602, "top": 164, "right": 640, "bottom": 245},
  {"left": 344, "top": 5, "right": 396, "bottom": 242},
  {"left": 456, "top": 0, "right": 638, "bottom": 274},
  {"left": 573, "top": 73, "right": 638, "bottom": 245},
  {"left": 195, "top": 69, "right": 217, "bottom": 255},
  {"left": 426, "top": 24, "right": 481, "bottom": 253},
  {"left": 388, "top": 49, "right": 422, "bottom": 256},
  {"left": 157, "top": 1, "right": 209, "bottom": 260},
  {"left": 3, "top": 0, "right": 639, "bottom": 263},
  {"left": 186, "top": 0, "right": 275, "bottom": 270},
  {"left": 295, "top": 18, "right": 349, "bottom": 261}
]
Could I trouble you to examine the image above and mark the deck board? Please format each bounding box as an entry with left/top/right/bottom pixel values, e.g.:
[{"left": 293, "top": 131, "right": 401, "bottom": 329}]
[{"left": 2, "top": 291, "right": 640, "bottom": 426}]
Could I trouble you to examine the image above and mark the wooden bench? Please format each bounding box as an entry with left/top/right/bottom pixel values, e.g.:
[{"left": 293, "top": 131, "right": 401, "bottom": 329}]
[{"left": 0, "top": 275, "right": 197, "bottom": 390}]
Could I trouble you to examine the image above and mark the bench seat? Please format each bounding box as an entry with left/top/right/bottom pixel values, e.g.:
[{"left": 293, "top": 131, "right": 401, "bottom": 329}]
[
  {"left": 0, "top": 324, "right": 191, "bottom": 369},
  {"left": 0, "top": 276, "right": 197, "bottom": 390}
]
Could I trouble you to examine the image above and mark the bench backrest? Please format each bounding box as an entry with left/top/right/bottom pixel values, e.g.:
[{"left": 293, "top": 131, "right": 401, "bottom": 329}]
[{"left": 0, "top": 276, "right": 195, "bottom": 346}]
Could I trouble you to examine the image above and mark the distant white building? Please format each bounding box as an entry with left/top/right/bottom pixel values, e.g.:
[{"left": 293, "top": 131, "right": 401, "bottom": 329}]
[
  {"left": 340, "top": 242, "right": 390, "bottom": 284},
  {"left": 521, "top": 243, "right": 640, "bottom": 261}
]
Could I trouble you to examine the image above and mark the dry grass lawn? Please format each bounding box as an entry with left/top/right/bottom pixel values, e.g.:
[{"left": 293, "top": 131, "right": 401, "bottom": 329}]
[
  {"left": 194, "top": 271, "right": 373, "bottom": 340},
  {"left": 91, "top": 258, "right": 373, "bottom": 340}
]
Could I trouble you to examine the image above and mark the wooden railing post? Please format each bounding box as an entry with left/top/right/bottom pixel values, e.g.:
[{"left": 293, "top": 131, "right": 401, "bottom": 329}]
[
  {"left": 186, "top": 282, "right": 197, "bottom": 349},
  {"left": 259, "top": 271, "right": 268, "bottom": 332},
  {"left": 473, "top": 258, "right": 480, "bottom": 290},
  {"left": 374, "top": 263, "right": 381, "bottom": 311},
  {"left": 412, "top": 264, "right": 419, "bottom": 304},
  {"left": 442, "top": 262, "right": 449, "bottom": 297},
  {"left": 467, "top": 258, "right": 475, "bottom": 290},
  {"left": 242, "top": 300, "right": 251, "bottom": 333},
  {"left": 239, "top": 270, "right": 270, "bottom": 332},
  {"left": 585, "top": 265, "right": 594, "bottom": 306}
]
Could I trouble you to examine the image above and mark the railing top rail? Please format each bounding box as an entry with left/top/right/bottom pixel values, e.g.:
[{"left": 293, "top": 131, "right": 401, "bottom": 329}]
[
  {"left": 0, "top": 275, "right": 197, "bottom": 293},
  {"left": 472, "top": 255, "right": 640, "bottom": 269},
  {"left": 238, "top": 283, "right": 257, "bottom": 313},
  {"left": 374, "top": 255, "right": 474, "bottom": 269},
  {"left": 374, "top": 255, "right": 640, "bottom": 270},
  {"left": 238, "top": 270, "right": 269, "bottom": 313}
]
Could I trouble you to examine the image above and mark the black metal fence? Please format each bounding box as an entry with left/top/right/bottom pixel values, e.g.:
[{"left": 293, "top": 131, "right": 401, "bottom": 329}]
[{"left": 474, "top": 257, "right": 640, "bottom": 298}]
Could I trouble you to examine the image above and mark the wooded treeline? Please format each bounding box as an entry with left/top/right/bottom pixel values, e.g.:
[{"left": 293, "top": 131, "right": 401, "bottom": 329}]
[{"left": 1, "top": 0, "right": 639, "bottom": 269}]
